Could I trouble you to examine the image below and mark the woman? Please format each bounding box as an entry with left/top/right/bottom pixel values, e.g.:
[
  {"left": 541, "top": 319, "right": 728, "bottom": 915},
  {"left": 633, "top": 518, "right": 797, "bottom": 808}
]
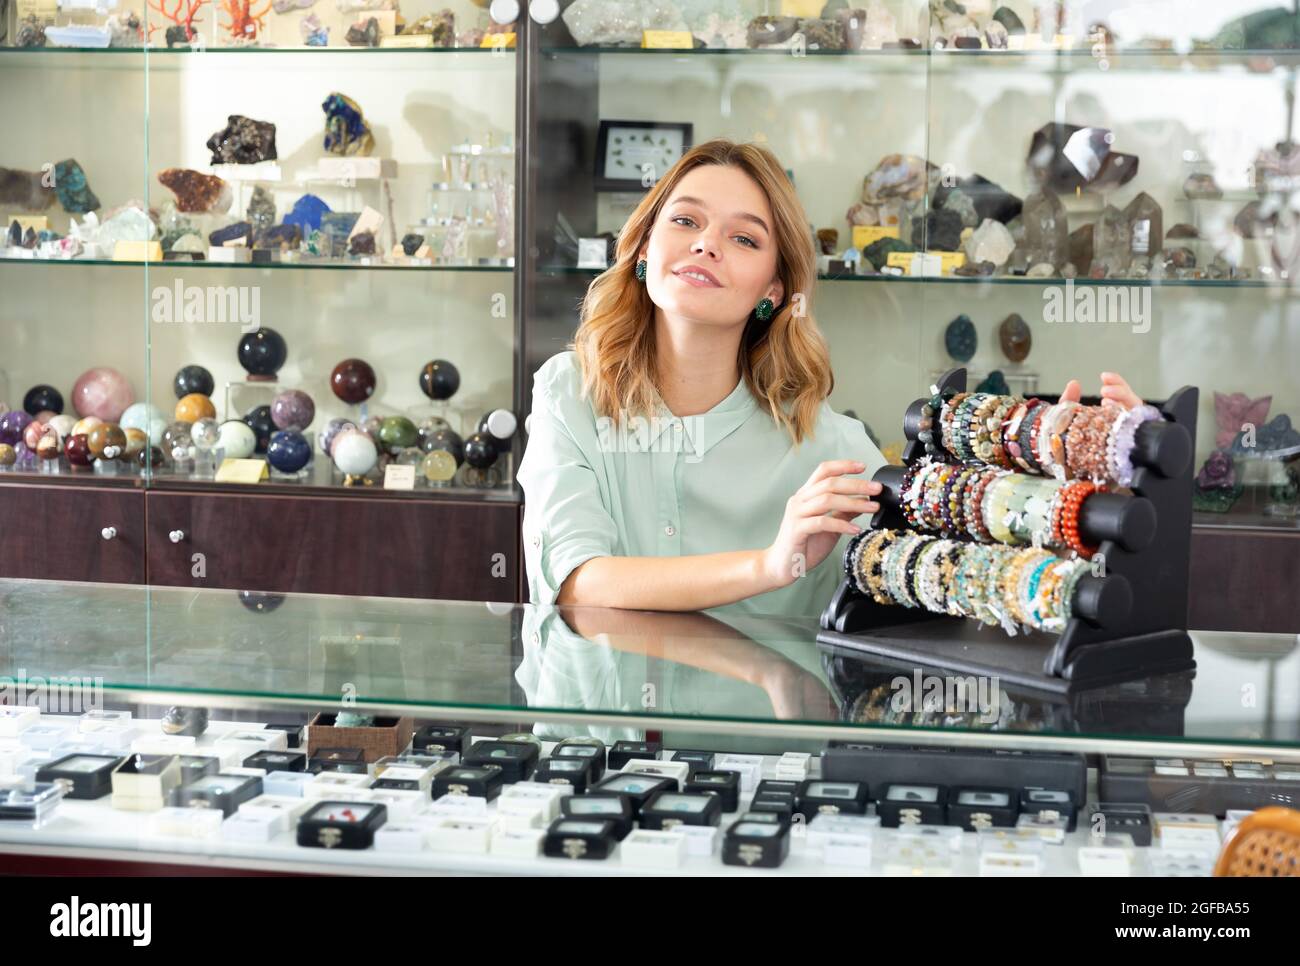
[{"left": 518, "top": 139, "right": 1141, "bottom": 618}]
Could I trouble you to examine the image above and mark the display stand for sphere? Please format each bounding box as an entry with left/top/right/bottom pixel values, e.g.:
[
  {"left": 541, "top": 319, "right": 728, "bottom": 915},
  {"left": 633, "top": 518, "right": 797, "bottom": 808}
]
[{"left": 817, "top": 367, "right": 1198, "bottom": 694}]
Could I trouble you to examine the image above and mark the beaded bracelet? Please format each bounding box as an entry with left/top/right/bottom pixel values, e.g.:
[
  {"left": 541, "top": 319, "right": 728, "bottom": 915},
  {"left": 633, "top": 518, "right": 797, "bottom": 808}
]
[
  {"left": 860, "top": 529, "right": 897, "bottom": 603},
  {"left": 1109, "top": 404, "right": 1162, "bottom": 487},
  {"left": 1058, "top": 480, "right": 1101, "bottom": 558}
]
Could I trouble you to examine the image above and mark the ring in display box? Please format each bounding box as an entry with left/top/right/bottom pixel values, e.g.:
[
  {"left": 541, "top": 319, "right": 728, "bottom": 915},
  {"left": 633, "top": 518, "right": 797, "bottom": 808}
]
[
  {"left": 819, "top": 367, "right": 1199, "bottom": 692},
  {"left": 305, "top": 713, "right": 414, "bottom": 764}
]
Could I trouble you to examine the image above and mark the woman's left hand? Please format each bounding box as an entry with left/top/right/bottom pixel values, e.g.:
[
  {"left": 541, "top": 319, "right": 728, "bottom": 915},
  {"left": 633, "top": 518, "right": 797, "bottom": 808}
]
[{"left": 1060, "top": 371, "right": 1144, "bottom": 410}]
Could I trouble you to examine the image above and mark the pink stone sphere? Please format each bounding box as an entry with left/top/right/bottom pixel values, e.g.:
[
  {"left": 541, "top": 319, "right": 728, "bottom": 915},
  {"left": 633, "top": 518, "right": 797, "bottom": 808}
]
[{"left": 72, "top": 367, "right": 135, "bottom": 423}]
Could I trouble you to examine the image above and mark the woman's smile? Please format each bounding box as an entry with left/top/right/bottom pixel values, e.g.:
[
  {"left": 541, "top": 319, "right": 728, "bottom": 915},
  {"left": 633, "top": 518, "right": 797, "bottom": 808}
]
[{"left": 673, "top": 265, "right": 723, "bottom": 288}]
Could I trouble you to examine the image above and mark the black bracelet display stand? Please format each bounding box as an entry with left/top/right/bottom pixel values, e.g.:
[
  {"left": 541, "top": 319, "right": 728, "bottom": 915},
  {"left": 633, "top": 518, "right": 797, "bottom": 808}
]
[{"left": 817, "top": 368, "right": 1198, "bottom": 693}]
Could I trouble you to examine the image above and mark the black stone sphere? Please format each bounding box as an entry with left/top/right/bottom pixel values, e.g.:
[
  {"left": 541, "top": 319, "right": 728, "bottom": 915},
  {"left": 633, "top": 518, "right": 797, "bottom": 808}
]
[
  {"left": 173, "top": 364, "right": 215, "bottom": 399},
  {"left": 238, "top": 327, "right": 288, "bottom": 378},
  {"left": 243, "top": 404, "right": 275, "bottom": 454},
  {"left": 238, "top": 590, "right": 285, "bottom": 613},
  {"left": 419, "top": 359, "right": 460, "bottom": 401},
  {"left": 22, "top": 384, "right": 64, "bottom": 416},
  {"left": 426, "top": 428, "right": 464, "bottom": 466},
  {"left": 463, "top": 431, "right": 499, "bottom": 470}
]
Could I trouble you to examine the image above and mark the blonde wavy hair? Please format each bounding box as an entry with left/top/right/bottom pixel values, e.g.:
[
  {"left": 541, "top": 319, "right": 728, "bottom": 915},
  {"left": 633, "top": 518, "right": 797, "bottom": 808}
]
[{"left": 571, "top": 138, "right": 833, "bottom": 445}]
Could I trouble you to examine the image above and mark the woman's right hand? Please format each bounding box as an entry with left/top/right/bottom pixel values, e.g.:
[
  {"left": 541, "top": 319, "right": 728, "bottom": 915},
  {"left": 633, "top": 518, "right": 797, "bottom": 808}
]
[{"left": 760, "top": 459, "right": 880, "bottom": 592}]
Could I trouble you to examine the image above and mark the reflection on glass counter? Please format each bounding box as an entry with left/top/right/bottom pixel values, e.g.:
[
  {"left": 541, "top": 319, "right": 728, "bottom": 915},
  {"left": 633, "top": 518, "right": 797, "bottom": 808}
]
[{"left": 1, "top": 579, "right": 1297, "bottom": 753}]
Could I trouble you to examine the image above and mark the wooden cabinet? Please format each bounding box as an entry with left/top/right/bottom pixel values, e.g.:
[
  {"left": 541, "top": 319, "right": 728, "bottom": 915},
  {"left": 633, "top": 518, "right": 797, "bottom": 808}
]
[
  {"left": 1188, "top": 527, "right": 1300, "bottom": 634},
  {"left": 0, "top": 482, "right": 145, "bottom": 584},
  {"left": 145, "top": 490, "right": 520, "bottom": 602}
]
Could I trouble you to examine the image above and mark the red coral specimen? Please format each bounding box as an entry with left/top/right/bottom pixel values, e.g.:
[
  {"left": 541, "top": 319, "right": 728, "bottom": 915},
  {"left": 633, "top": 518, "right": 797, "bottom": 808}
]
[{"left": 219, "top": 0, "right": 270, "bottom": 42}]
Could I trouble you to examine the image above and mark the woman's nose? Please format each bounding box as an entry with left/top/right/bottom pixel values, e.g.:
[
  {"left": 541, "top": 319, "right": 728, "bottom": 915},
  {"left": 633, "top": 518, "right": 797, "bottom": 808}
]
[{"left": 691, "top": 234, "right": 721, "bottom": 259}]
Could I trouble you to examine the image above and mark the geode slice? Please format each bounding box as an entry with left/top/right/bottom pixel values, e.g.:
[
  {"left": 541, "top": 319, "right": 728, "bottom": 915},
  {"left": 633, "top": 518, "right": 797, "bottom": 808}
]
[
  {"left": 158, "top": 168, "right": 233, "bottom": 213},
  {"left": 55, "top": 159, "right": 101, "bottom": 213},
  {"left": 322, "top": 93, "right": 374, "bottom": 157},
  {"left": 207, "top": 115, "right": 278, "bottom": 165},
  {"left": 998, "top": 313, "right": 1032, "bottom": 362},
  {"left": 944, "top": 314, "right": 977, "bottom": 363}
]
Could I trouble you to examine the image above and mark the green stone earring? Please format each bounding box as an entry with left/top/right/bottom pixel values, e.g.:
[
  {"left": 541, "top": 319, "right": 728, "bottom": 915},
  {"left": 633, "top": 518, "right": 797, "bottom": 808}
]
[
  {"left": 755, "top": 297, "right": 775, "bottom": 321},
  {"left": 634, "top": 259, "right": 647, "bottom": 281}
]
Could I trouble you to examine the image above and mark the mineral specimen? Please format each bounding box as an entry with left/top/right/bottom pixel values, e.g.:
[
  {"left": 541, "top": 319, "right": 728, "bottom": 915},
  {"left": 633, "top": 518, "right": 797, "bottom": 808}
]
[
  {"left": 932, "top": 173, "right": 1021, "bottom": 224},
  {"left": 301, "top": 13, "right": 328, "bottom": 44},
  {"left": 863, "top": 236, "right": 914, "bottom": 270},
  {"left": 55, "top": 159, "right": 101, "bottom": 214},
  {"left": 975, "top": 370, "right": 1011, "bottom": 395},
  {"left": 747, "top": 15, "right": 797, "bottom": 46},
  {"left": 912, "top": 208, "right": 964, "bottom": 251},
  {"left": 1094, "top": 204, "right": 1131, "bottom": 275},
  {"left": 322, "top": 93, "right": 374, "bottom": 156},
  {"left": 348, "top": 230, "right": 376, "bottom": 255},
  {"left": 0, "top": 167, "right": 54, "bottom": 211},
  {"left": 406, "top": 9, "right": 456, "bottom": 45},
  {"left": 998, "top": 312, "right": 1031, "bottom": 362},
  {"left": 256, "top": 224, "right": 302, "bottom": 250},
  {"left": 1124, "top": 192, "right": 1163, "bottom": 259},
  {"left": 158, "top": 168, "right": 232, "bottom": 213},
  {"left": 1183, "top": 172, "right": 1221, "bottom": 199},
  {"left": 797, "top": 18, "right": 844, "bottom": 49},
  {"left": 346, "top": 15, "right": 380, "bottom": 45},
  {"left": 209, "top": 221, "right": 252, "bottom": 246},
  {"left": 206, "top": 115, "right": 278, "bottom": 165},
  {"left": 284, "top": 194, "right": 331, "bottom": 233},
  {"left": 247, "top": 186, "right": 276, "bottom": 232},
  {"left": 964, "top": 218, "right": 1015, "bottom": 268},
  {"left": 1027, "top": 123, "right": 1138, "bottom": 194},
  {"left": 944, "top": 314, "right": 977, "bottom": 363},
  {"left": 1020, "top": 191, "right": 1069, "bottom": 269}
]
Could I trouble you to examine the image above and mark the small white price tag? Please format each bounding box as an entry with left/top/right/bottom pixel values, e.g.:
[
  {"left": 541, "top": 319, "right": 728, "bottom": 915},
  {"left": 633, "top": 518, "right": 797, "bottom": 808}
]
[{"left": 384, "top": 465, "right": 416, "bottom": 490}]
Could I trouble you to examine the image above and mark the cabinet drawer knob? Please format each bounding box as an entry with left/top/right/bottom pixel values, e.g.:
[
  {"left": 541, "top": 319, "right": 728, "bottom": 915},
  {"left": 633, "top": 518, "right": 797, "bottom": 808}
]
[
  {"left": 101, "top": 527, "right": 117, "bottom": 541},
  {"left": 169, "top": 529, "right": 186, "bottom": 544}
]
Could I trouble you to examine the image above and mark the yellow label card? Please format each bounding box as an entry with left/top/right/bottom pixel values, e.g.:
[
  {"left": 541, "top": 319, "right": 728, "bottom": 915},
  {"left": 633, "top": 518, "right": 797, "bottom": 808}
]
[
  {"left": 642, "top": 30, "right": 693, "bottom": 48},
  {"left": 851, "top": 225, "right": 900, "bottom": 250},
  {"left": 215, "top": 458, "right": 269, "bottom": 483}
]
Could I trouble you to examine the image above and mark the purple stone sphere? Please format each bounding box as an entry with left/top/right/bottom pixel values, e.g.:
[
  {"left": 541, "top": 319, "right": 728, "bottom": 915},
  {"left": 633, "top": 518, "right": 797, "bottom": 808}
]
[{"left": 270, "top": 389, "right": 316, "bottom": 431}]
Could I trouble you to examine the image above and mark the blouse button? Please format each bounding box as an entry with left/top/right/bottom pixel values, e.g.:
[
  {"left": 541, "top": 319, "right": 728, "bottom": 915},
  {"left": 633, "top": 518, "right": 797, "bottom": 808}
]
[
  {"left": 532, "top": 535, "right": 541, "bottom": 548},
  {"left": 665, "top": 524, "right": 676, "bottom": 536}
]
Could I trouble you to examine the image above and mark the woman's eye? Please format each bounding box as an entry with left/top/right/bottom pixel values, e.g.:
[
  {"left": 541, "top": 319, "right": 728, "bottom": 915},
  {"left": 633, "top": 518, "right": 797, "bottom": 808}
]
[
  {"left": 734, "top": 235, "right": 758, "bottom": 249},
  {"left": 671, "top": 216, "right": 696, "bottom": 228}
]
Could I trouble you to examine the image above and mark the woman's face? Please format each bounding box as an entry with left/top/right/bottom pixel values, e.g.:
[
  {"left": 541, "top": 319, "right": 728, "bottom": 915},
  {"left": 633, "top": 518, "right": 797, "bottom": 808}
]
[{"left": 639, "top": 164, "right": 784, "bottom": 330}]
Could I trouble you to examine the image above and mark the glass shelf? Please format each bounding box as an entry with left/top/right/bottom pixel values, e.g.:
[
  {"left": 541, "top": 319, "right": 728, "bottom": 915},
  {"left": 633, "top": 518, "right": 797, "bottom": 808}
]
[
  {"left": 537, "top": 265, "right": 1287, "bottom": 290},
  {"left": 1, "top": 579, "right": 1296, "bottom": 757},
  {"left": 0, "top": 256, "right": 514, "bottom": 272},
  {"left": 0, "top": 45, "right": 513, "bottom": 56},
  {"left": 541, "top": 44, "right": 1300, "bottom": 74}
]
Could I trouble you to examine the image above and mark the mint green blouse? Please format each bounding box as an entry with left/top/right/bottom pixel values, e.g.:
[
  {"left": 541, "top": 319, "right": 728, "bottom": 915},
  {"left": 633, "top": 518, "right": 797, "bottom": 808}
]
[{"left": 517, "top": 351, "right": 888, "bottom": 619}]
